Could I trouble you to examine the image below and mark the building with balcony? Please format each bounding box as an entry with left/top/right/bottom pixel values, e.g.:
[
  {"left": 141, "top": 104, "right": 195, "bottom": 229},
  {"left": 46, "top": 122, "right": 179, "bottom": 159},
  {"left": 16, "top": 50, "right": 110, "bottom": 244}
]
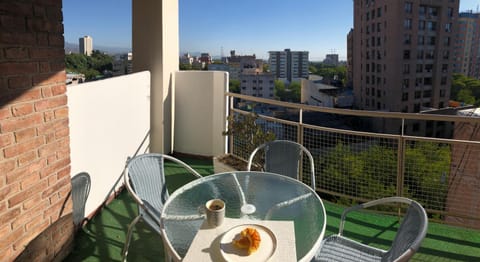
[
  {"left": 352, "top": 0, "right": 459, "bottom": 135},
  {"left": 269, "top": 48, "right": 309, "bottom": 82},
  {"left": 79, "top": 35, "right": 93, "bottom": 56},
  {"left": 453, "top": 11, "right": 480, "bottom": 79}
]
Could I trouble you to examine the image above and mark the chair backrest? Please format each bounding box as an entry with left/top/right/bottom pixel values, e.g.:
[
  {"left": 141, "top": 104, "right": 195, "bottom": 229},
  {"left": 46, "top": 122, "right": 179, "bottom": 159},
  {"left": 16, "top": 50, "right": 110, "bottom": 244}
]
[
  {"left": 247, "top": 140, "right": 315, "bottom": 189},
  {"left": 124, "top": 153, "right": 202, "bottom": 232},
  {"left": 71, "top": 172, "right": 91, "bottom": 228},
  {"left": 382, "top": 200, "right": 428, "bottom": 262}
]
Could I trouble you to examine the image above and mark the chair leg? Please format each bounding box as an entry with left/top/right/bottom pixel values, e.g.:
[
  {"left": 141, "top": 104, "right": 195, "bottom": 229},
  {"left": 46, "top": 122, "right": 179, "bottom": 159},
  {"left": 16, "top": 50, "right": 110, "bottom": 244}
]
[{"left": 122, "top": 215, "right": 142, "bottom": 262}]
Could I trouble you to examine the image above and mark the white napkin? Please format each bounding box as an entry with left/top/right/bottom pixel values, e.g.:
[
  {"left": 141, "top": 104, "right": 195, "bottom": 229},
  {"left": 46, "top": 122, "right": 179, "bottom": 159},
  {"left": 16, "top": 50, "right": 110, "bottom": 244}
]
[{"left": 183, "top": 217, "right": 296, "bottom": 262}]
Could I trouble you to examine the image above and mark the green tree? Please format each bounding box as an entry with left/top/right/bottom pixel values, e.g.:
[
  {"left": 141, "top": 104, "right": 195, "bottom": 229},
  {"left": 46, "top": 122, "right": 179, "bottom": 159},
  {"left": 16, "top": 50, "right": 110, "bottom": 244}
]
[
  {"left": 65, "top": 51, "right": 113, "bottom": 81},
  {"left": 457, "top": 89, "right": 476, "bottom": 105},
  {"left": 229, "top": 79, "right": 240, "bottom": 93}
]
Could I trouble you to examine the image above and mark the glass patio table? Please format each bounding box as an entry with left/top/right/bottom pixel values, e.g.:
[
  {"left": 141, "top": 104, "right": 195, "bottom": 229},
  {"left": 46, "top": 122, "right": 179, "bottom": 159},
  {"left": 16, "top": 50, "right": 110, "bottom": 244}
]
[{"left": 160, "top": 171, "right": 326, "bottom": 262}]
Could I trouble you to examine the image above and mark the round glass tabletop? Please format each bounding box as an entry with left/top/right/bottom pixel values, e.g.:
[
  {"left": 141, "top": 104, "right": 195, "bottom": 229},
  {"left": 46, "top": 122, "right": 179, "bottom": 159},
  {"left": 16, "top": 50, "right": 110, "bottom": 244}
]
[{"left": 161, "top": 171, "right": 326, "bottom": 261}]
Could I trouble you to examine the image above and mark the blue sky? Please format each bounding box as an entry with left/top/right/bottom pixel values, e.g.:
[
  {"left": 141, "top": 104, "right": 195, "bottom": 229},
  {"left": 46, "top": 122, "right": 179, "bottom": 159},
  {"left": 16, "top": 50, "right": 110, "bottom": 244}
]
[{"left": 63, "top": 0, "right": 480, "bottom": 61}]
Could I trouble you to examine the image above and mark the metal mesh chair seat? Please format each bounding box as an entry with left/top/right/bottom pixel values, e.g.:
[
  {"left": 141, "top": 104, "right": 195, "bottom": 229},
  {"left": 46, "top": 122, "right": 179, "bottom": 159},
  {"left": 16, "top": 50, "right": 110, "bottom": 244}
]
[
  {"left": 247, "top": 140, "right": 316, "bottom": 189},
  {"left": 122, "top": 153, "right": 202, "bottom": 261},
  {"left": 314, "top": 235, "right": 385, "bottom": 262},
  {"left": 313, "top": 197, "right": 428, "bottom": 262}
]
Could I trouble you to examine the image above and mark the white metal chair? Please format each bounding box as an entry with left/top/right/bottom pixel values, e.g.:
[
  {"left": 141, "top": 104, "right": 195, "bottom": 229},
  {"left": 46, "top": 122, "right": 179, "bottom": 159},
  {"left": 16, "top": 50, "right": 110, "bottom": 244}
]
[
  {"left": 247, "top": 140, "right": 316, "bottom": 189},
  {"left": 122, "top": 153, "right": 202, "bottom": 261},
  {"left": 312, "top": 197, "right": 428, "bottom": 262}
]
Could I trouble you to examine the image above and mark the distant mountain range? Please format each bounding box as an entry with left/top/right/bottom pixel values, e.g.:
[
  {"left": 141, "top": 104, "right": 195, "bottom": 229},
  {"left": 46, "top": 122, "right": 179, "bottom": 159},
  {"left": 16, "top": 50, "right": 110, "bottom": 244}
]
[{"left": 65, "top": 42, "right": 131, "bottom": 55}]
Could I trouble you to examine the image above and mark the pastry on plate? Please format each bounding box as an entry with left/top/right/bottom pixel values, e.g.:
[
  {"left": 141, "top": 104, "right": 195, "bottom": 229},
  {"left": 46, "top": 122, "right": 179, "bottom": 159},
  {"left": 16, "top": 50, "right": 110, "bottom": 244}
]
[{"left": 232, "top": 227, "right": 261, "bottom": 254}]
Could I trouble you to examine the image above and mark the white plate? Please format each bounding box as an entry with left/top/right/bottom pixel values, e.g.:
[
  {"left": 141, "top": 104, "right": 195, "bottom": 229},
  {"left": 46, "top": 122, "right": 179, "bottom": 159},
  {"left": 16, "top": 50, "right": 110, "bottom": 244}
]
[{"left": 219, "top": 224, "right": 277, "bottom": 262}]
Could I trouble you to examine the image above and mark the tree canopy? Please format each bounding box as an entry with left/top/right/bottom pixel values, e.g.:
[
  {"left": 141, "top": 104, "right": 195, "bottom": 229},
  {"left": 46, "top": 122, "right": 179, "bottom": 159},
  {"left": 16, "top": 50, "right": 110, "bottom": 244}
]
[
  {"left": 65, "top": 51, "right": 113, "bottom": 80},
  {"left": 451, "top": 73, "right": 480, "bottom": 106}
]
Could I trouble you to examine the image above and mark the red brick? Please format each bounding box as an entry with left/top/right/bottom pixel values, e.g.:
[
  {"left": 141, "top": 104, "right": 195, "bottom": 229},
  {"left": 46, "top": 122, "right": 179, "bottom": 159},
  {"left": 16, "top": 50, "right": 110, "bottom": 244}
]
[
  {"left": 4, "top": 137, "right": 44, "bottom": 158},
  {"left": 0, "top": 15, "right": 26, "bottom": 32},
  {"left": 0, "top": 62, "right": 37, "bottom": 76},
  {"left": 11, "top": 211, "right": 35, "bottom": 230},
  {"left": 0, "top": 108, "right": 11, "bottom": 120},
  {"left": 33, "top": 5, "right": 46, "bottom": 17},
  {"left": 51, "top": 85, "right": 66, "bottom": 96},
  {"left": 50, "top": 61, "right": 65, "bottom": 72},
  {"left": 0, "top": 113, "right": 43, "bottom": 133},
  {"left": 0, "top": 227, "right": 23, "bottom": 250},
  {"left": 0, "top": 32, "right": 36, "bottom": 45},
  {"left": 42, "top": 178, "right": 70, "bottom": 198},
  {"left": 0, "top": 159, "right": 16, "bottom": 174},
  {"left": 14, "top": 127, "right": 36, "bottom": 143},
  {"left": 0, "top": 207, "right": 21, "bottom": 225},
  {"left": 8, "top": 180, "right": 47, "bottom": 207},
  {"left": 39, "top": 157, "right": 69, "bottom": 178},
  {"left": 55, "top": 126, "right": 68, "bottom": 138},
  {"left": 0, "top": 2, "right": 33, "bottom": 16},
  {"left": 39, "top": 61, "right": 50, "bottom": 73},
  {"left": 8, "top": 76, "right": 32, "bottom": 90},
  {"left": 53, "top": 106, "right": 67, "bottom": 119},
  {"left": 0, "top": 181, "right": 19, "bottom": 201},
  {"left": 32, "top": 71, "right": 65, "bottom": 86},
  {"left": 36, "top": 31, "right": 48, "bottom": 46},
  {"left": 12, "top": 103, "right": 34, "bottom": 117},
  {"left": 27, "top": 18, "right": 58, "bottom": 33},
  {"left": 12, "top": 88, "right": 42, "bottom": 103},
  {"left": 56, "top": 148, "right": 69, "bottom": 160},
  {"left": 36, "top": 118, "right": 68, "bottom": 137},
  {"left": 48, "top": 33, "right": 63, "bottom": 46},
  {"left": 25, "top": 215, "right": 48, "bottom": 233},
  {"left": 44, "top": 110, "right": 55, "bottom": 122},
  {"left": 57, "top": 166, "right": 70, "bottom": 180},
  {"left": 30, "top": 47, "right": 64, "bottom": 59},
  {"left": 0, "top": 134, "right": 14, "bottom": 148},
  {"left": 34, "top": 95, "right": 66, "bottom": 111},
  {"left": 18, "top": 150, "right": 37, "bottom": 167},
  {"left": 23, "top": 194, "right": 44, "bottom": 210},
  {"left": 4, "top": 47, "right": 28, "bottom": 60},
  {"left": 0, "top": 201, "right": 6, "bottom": 213},
  {"left": 6, "top": 159, "right": 46, "bottom": 184},
  {"left": 41, "top": 86, "right": 53, "bottom": 97},
  {"left": 20, "top": 172, "right": 40, "bottom": 190}
]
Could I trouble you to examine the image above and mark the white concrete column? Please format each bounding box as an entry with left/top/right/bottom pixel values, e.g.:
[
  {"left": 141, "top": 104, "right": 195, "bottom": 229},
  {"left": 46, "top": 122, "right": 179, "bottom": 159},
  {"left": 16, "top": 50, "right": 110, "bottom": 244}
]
[{"left": 132, "top": 0, "right": 179, "bottom": 153}]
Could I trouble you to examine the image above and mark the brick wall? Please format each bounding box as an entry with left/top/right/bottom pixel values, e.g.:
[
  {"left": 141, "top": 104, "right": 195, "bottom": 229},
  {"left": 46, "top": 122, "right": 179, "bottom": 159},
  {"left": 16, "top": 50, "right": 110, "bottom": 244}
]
[{"left": 0, "top": 0, "right": 73, "bottom": 261}]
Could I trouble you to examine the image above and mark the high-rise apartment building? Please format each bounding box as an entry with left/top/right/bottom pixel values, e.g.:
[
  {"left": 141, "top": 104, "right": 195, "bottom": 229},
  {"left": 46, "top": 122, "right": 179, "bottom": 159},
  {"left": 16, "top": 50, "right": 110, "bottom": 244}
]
[
  {"left": 453, "top": 11, "right": 480, "bottom": 79},
  {"left": 353, "top": 0, "right": 458, "bottom": 115},
  {"left": 79, "top": 35, "right": 93, "bottom": 56},
  {"left": 269, "top": 49, "right": 309, "bottom": 82}
]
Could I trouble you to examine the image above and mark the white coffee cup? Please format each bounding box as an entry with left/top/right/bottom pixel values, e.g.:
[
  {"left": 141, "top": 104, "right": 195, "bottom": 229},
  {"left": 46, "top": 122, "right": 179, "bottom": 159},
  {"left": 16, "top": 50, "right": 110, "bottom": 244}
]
[{"left": 205, "top": 199, "right": 225, "bottom": 227}]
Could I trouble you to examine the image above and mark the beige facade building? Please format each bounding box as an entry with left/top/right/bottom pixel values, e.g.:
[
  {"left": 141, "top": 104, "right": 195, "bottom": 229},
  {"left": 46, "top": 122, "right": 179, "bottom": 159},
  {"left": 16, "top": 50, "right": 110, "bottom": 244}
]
[
  {"left": 79, "top": 35, "right": 93, "bottom": 56},
  {"left": 239, "top": 72, "right": 275, "bottom": 99},
  {"left": 353, "top": 0, "right": 458, "bottom": 115}
]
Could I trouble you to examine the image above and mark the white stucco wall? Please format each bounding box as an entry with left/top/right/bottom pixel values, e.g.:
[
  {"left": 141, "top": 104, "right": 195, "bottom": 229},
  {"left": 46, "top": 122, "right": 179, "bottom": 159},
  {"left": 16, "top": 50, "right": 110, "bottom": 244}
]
[
  {"left": 174, "top": 71, "right": 228, "bottom": 157},
  {"left": 68, "top": 71, "right": 150, "bottom": 216}
]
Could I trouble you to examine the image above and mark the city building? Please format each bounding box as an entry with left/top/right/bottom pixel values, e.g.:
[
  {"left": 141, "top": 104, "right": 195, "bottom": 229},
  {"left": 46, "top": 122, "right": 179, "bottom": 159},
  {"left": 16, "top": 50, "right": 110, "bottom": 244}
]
[
  {"left": 239, "top": 72, "right": 275, "bottom": 99},
  {"left": 79, "top": 35, "right": 93, "bottom": 56},
  {"left": 347, "top": 28, "right": 354, "bottom": 88},
  {"left": 323, "top": 53, "right": 340, "bottom": 66},
  {"left": 112, "top": 52, "right": 133, "bottom": 76},
  {"left": 269, "top": 49, "right": 309, "bottom": 82},
  {"left": 352, "top": 0, "right": 459, "bottom": 134},
  {"left": 453, "top": 11, "right": 480, "bottom": 79},
  {"left": 199, "top": 53, "right": 212, "bottom": 64},
  {"left": 301, "top": 75, "right": 354, "bottom": 108}
]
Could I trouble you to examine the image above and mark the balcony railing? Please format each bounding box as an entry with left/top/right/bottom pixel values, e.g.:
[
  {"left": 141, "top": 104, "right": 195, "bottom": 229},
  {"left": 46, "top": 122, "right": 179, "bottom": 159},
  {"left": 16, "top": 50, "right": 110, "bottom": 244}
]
[{"left": 226, "top": 92, "right": 480, "bottom": 229}]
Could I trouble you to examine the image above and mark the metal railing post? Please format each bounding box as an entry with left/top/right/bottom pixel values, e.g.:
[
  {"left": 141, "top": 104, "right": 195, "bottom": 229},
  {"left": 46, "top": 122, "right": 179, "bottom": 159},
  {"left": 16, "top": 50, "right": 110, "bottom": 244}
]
[
  {"left": 298, "top": 108, "right": 304, "bottom": 183},
  {"left": 397, "top": 118, "right": 406, "bottom": 197}
]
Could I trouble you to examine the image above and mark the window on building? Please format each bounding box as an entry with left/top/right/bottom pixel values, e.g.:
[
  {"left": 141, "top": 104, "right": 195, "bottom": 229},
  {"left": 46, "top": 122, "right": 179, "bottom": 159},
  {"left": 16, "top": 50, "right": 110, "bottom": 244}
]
[
  {"left": 417, "top": 35, "right": 424, "bottom": 45},
  {"left": 417, "top": 50, "right": 424, "bottom": 59},
  {"left": 404, "top": 19, "right": 412, "bottom": 29},
  {"left": 377, "top": 90, "right": 381, "bottom": 98},
  {"left": 403, "top": 79, "right": 409, "bottom": 88},
  {"left": 428, "top": 7, "right": 438, "bottom": 16},
  {"left": 447, "top": 7, "right": 453, "bottom": 17},
  {"left": 442, "top": 50, "right": 449, "bottom": 59},
  {"left": 442, "top": 64, "right": 448, "bottom": 73},
  {"left": 416, "top": 78, "right": 422, "bottom": 86},
  {"left": 426, "top": 50, "right": 434, "bottom": 59},
  {"left": 404, "top": 34, "right": 411, "bottom": 44},
  {"left": 419, "top": 20, "right": 425, "bottom": 30},
  {"left": 428, "top": 36, "right": 436, "bottom": 45},
  {"left": 425, "top": 64, "right": 433, "bottom": 72},
  {"left": 427, "top": 21, "right": 436, "bottom": 31},
  {"left": 423, "top": 90, "right": 431, "bottom": 98},
  {"left": 377, "top": 7, "right": 382, "bottom": 17},
  {"left": 441, "top": 76, "right": 447, "bottom": 85},
  {"left": 403, "top": 50, "right": 411, "bottom": 59},
  {"left": 415, "top": 91, "right": 421, "bottom": 99},
  {"left": 445, "top": 23, "right": 452, "bottom": 32},
  {"left": 377, "top": 37, "right": 381, "bottom": 46},
  {"left": 402, "top": 92, "right": 409, "bottom": 101},
  {"left": 424, "top": 77, "right": 432, "bottom": 85},
  {"left": 405, "top": 2, "right": 413, "bottom": 13},
  {"left": 403, "top": 64, "right": 410, "bottom": 74},
  {"left": 377, "top": 22, "right": 381, "bottom": 32},
  {"left": 419, "top": 5, "right": 426, "bottom": 15},
  {"left": 414, "top": 103, "right": 421, "bottom": 112},
  {"left": 416, "top": 64, "right": 423, "bottom": 73},
  {"left": 444, "top": 36, "right": 450, "bottom": 46},
  {"left": 440, "top": 89, "right": 446, "bottom": 97}
]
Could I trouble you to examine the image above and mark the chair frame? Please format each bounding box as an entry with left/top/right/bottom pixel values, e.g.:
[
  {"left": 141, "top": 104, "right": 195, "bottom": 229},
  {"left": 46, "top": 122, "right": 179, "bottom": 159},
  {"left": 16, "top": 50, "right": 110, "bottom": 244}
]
[
  {"left": 247, "top": 140, "right": 316, "bottom": 189},
  {"left": 122, "top": 153, "right": 202, "bottom": 262},
  {"left": 71, "top": 172, "right": 91, "bottom": 229},
  {"left": 316, "top": 196, "right": 428, "bottom": 262}
]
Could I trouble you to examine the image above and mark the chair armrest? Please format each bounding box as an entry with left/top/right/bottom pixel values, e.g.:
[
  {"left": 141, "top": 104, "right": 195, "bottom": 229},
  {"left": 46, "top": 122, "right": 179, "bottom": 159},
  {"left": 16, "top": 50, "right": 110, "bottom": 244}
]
[{"left": 338, "top": 197, "right": 414, "bottom": 235}]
